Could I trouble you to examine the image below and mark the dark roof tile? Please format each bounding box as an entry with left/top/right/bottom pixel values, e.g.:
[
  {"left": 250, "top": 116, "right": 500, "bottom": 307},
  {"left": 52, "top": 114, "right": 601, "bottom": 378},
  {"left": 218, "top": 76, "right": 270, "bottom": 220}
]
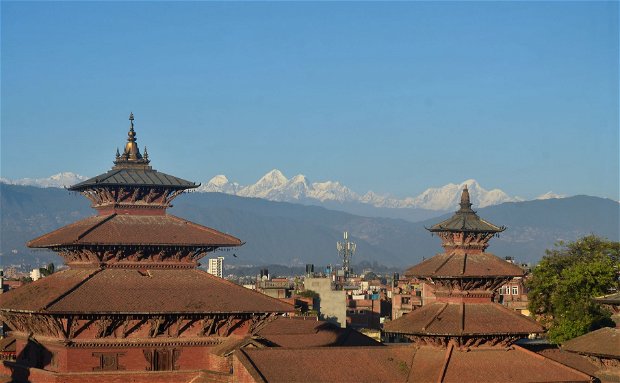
[{"left": 69, "top": 168, "right": 197, "bottom": 191}]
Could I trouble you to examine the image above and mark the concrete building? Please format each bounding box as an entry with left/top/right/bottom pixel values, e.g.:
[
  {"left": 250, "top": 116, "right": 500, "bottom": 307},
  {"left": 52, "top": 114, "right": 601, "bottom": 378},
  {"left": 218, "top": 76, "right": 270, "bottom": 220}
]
[
  {"left": 207, "top": 256, "right": 225, "bottom": 278},
  {"left": 304, "top": 277, "right": 346, "bottom": 327}
]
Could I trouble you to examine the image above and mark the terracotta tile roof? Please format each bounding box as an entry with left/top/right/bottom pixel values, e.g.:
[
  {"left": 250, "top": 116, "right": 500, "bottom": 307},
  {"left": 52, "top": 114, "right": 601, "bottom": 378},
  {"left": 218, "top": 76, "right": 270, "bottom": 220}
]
[
  {"left": 531, "top": 345, "right": 600, "bottom": 377},
  {"left": 256, "top": 317, "right": 382, "bottom": 348},
  {"left": 236, "top": 345, "right": 592, "bottom": 383},
  {"left": 0, "top": 268, "right": 294, "bottom": 314},
  {"left": 69, "top": 168, "right": 197, "bottom": 191},
  {"left": 562, "top": 327, "right": 620, "bottom": 359},
  {"left": 237, "top": 346, "right": 416, "bottom": 383},
  {"left": 404, "top": 252, "right": 525, "bottom": 278},
  {"left": 409, "top": 345, "right": 593, "bottom": 383},
  {"left": 0, "top": 268, "right": 99, "bottom": 312},
  {"left": 27, "top": 214, "right": 242, "bottom": 248},
  {"left": 383, "top": 302, "right": 543, "bottom": 335}
]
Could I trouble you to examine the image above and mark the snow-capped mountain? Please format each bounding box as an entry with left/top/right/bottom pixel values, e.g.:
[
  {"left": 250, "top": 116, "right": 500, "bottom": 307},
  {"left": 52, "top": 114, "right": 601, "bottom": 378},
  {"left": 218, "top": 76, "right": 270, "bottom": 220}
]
[
  {"left": 196, "top": 175, "right": 241, "bottom": 194},
  {"left": 536, "top": 191, "right": 567, "bottom": 200},
  {"left": 3, "top": 169, "right": 562, "bottom": 211},
  {"left": 0, "top": 172, "right": 88, "bottom": 188},
  {"left": 196, "top": 169, "right": 523, "bottom": 210},
  {"left": 407, "top": 179, "right": 522, "bottom": 210}
]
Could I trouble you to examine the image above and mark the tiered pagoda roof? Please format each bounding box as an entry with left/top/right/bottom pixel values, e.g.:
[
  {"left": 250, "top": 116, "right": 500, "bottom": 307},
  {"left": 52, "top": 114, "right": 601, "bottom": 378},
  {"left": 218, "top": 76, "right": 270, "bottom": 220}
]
[
  {"left": 385, "top": 187, "right": 543, "bottom": 342},
  {"left": 427, "top": 186, "right": 505, "bottom": 234},
  {"left": 1, "top": 268, "right": 292, "bottom": 314},
  {"left": 28, "top": 214, "right": 242, "bottom": 254},
  {"left": 405, "top": 251, "right": 525, "bottom": 278},
  {"left": 0, "top": 115, "right": 293, "bottom": 380},
  {"left": 383, "top": 301, "right": 542, "bottom": 337},
  {"left": 377, "top": 187, "right": 592, "bottom": 383}
]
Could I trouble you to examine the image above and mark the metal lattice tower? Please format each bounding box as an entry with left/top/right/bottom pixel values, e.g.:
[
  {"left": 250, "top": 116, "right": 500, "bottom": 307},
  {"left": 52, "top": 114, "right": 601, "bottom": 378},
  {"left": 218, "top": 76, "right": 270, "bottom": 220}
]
[{"left": 336, "top": 231, "right": 356, "bottom": 276}]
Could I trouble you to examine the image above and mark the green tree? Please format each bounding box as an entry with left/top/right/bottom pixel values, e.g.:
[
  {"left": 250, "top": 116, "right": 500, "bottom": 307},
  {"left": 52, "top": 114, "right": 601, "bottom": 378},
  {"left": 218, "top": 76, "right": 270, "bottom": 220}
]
[
  {"left": 527, "top": 235, "right": 619, "bottom": 343},
  {"left": 39, "top": 262, "right": 56, "bottom": 277}
]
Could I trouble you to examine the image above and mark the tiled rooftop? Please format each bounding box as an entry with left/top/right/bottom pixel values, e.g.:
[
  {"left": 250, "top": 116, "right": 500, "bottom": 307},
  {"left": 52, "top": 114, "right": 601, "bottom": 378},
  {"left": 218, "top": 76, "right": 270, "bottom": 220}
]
[
  {"left": 404, "top": 252, "right": 525, "bottom": 278},
  {"left": 0, "top": 268, "right": 294, "bottom": 314},
  {"left": 69, "top": 168, "right": 197, "bottom": 190},
  {"left": 383, "top": 301, "right": 543, "bottom": 336},
  {"left": 236, "top": 344, "right": 592, "bottom": 383},
  {"left": 256, "top": 317, "right": 382, "bottom": 348},
  {"left": 27, "top": 213, "right": 242, "bottom": 248},
  {"left": 562, "top": 327, "right": 620, "bottom": 359}
]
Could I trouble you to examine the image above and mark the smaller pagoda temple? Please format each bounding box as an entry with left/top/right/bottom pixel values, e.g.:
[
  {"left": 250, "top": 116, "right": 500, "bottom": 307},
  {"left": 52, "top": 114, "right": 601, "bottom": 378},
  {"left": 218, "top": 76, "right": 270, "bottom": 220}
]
[
  {"left": 0, "top": 114, "right": 293, "bottom": 383},
  {"left": 378, "top": 186, "right": 593, "bottom": 382}
]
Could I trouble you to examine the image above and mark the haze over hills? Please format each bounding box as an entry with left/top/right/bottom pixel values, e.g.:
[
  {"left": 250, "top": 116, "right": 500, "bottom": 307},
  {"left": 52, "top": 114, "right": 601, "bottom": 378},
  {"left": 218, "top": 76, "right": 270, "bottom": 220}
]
[{"left": 1, "top": 183, "right": 617, "bottom": 270}]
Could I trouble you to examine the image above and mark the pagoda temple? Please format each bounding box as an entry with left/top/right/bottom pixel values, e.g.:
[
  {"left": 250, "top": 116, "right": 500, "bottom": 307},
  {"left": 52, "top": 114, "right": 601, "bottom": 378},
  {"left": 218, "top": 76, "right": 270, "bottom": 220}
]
[
  {"left": 0, "top": 115, "right": 293, "bottom": 383},
  {"left": 379, "top": 186, "right": 593, "bottom": 382}
]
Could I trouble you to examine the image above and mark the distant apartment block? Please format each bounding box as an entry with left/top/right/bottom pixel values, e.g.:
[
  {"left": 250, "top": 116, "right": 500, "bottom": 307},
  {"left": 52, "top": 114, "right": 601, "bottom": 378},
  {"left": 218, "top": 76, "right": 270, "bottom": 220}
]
[{"left": 207, "top": 257, "right": 225, "bottom": 278}]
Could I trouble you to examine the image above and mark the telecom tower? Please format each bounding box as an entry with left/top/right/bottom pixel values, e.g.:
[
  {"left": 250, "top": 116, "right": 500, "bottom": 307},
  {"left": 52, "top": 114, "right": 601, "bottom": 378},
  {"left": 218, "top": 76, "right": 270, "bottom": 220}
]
[{"left": 336, "top": 231, "right": 356, "bottom": 276}]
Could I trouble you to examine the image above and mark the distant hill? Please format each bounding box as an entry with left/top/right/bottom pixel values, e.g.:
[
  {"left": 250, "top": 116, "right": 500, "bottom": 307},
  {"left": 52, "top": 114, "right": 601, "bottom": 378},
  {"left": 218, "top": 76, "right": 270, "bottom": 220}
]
[{"left": 1, "top": 184, "right": 618, "bottom": 269}]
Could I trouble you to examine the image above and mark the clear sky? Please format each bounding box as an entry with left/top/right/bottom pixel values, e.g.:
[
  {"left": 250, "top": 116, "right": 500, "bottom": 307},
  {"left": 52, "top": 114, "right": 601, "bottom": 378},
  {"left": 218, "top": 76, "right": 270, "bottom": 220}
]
[{"left": 2, "top": 1, "right": 618, "bottom": 200}]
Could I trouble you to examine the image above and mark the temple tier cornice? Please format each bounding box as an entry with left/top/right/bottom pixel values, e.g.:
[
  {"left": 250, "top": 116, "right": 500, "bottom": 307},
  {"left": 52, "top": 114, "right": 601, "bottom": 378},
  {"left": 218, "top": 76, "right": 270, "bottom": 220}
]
[
  {"left": 57, "top": 246, "right": 215, "bottom": 267},
  {"left": 27, "top": 214, "right": 243, "bottom": 265},
  {"left": 76, "top": 180, "right": 193, "bottom": 213}
]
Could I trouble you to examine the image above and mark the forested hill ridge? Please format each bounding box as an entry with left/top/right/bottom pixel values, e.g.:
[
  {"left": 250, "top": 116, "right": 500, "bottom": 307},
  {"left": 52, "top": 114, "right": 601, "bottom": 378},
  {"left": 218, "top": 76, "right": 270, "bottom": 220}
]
[{"left": 1, "top": 183, "right": 618, "bottom": 268}]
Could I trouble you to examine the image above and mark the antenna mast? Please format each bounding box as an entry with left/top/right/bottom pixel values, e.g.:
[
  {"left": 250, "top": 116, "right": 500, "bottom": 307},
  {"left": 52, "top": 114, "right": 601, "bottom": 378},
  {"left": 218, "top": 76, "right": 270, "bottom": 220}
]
[{"left": 336, "top": 231, "right": 356, "bottom": 276}]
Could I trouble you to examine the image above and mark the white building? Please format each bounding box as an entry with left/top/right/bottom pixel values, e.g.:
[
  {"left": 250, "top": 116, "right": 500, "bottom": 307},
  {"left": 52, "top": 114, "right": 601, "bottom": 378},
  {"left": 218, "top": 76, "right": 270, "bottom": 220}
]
[
  {"left": 30, "top": 268, "right": 42, "bottom": 281},
  {"left": 207, "top": 257, "right": 225, "bottom": 278}
]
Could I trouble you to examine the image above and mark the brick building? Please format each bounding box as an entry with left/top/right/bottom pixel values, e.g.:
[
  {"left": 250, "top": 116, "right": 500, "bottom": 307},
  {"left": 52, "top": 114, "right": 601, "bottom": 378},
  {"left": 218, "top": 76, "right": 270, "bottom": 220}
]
[{"left": 0, "top": 115, "right": 293, "bottom": 382}]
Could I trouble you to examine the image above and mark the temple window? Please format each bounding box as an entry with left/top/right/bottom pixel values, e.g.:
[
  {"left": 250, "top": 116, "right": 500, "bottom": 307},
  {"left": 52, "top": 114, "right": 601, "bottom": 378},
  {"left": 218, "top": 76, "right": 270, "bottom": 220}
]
[{"left": 92, "top": 352, "right": 125, "bottom": 371}]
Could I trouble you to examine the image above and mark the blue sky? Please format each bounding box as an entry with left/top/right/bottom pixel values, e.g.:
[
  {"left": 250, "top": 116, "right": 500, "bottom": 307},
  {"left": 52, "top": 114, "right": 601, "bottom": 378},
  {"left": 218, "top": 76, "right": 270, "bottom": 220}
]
[{"left": 2, "top": 1, "right": 618, "bottom": 200}]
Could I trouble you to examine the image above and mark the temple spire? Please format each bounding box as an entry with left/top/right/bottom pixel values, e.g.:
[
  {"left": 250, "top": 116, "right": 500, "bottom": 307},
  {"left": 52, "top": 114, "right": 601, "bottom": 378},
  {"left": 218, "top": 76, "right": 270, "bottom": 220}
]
[
  {"left": 459, "top": 185, "right": 473, "bottom": 212},
  {"left": 113, "top": 113, "right": 151, "bottom": 169}
]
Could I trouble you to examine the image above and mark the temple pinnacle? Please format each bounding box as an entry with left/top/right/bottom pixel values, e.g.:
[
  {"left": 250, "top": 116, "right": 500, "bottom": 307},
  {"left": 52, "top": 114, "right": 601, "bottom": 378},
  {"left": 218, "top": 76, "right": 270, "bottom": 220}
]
[{"left": 459, "top": 184, "right": 473, "bottom": 212}]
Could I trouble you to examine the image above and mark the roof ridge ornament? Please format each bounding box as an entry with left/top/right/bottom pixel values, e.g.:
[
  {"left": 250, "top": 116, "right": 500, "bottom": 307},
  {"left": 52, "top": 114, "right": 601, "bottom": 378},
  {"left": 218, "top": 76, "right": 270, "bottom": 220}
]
[
  {"left": 113, "top": 113, "right": 151, "bottom": 169},
  {"left": 459, "top": 185, "right": 474, "bottom": 213}
]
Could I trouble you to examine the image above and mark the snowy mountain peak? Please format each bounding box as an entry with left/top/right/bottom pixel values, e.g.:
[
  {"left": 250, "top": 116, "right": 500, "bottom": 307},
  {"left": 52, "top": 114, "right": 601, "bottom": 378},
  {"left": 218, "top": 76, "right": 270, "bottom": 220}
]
[
  {"left": 411, "top": 179, "right": 521, "bottom": 210},
  {"left": 536, "top": 191, "right": 566, "bottom": 200},
  {"left": 204, "top": 171, "right": 524, "bottom": 209},
  {"left": 209, "top": 175, "right": 229, "bottom": 186},
  {"left": 262, "top": 169, "right": 287, "bottom": 183},
  {"left": 290, "top": 174, "right": 309, "bottom": 184},
  {"left": 1, "top": 172, "right": 89, "bottom": 188},
  {"left": 3, "top": 170, "right": 541, "bottom": 211}
]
